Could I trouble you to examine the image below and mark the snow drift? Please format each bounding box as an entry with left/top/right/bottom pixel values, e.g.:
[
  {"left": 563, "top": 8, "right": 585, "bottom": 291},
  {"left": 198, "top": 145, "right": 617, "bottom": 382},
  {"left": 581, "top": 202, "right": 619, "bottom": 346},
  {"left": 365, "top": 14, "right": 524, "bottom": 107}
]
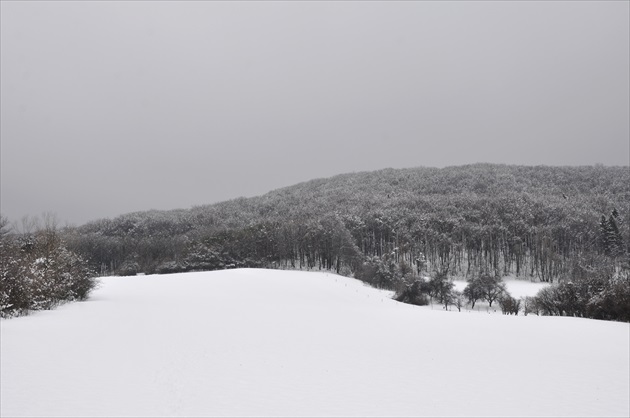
[{"left": 1, "top": 269, "right": 628, "bottom": 417}]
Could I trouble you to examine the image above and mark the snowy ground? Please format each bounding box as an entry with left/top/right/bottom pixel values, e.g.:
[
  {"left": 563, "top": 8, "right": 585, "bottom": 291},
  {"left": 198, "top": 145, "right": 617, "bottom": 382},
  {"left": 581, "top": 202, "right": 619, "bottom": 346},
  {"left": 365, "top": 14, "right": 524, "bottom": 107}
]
[{"left": 1, "top": 269, "right": 628, "bottom": 417}]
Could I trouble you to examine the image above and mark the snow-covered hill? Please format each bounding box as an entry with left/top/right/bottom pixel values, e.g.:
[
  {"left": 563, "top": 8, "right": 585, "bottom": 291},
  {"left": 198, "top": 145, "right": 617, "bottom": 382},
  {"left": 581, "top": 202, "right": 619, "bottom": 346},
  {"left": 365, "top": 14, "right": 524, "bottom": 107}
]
[{"left": 1, "top": 269, "right": 628, "bottom": 417}]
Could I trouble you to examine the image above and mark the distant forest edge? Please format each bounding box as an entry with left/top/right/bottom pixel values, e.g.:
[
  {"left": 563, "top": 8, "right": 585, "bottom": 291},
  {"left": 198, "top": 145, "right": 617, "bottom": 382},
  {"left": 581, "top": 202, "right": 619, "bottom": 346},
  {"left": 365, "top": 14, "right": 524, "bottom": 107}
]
[
  {"left": 2, "top": 164, "right": 628, "bottom": 319},
  {"left": 65, "top": 164, "right": 628, "bottom": 280}
]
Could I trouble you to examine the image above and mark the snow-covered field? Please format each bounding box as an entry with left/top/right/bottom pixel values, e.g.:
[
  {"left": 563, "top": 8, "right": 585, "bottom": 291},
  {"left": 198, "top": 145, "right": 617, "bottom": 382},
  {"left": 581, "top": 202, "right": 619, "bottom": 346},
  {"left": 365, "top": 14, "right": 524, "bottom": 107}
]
[{"left": 1, "top": 269, "right": 628, "bottom": 417}]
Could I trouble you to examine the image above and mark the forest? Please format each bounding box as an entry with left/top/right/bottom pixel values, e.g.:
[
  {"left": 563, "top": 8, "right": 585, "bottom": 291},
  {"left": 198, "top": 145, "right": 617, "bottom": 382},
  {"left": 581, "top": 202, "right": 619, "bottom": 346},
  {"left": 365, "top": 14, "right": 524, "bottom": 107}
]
[
  {"left": 65, "top": 164, "right": 628, "bottom": 277},
  {"left": 2, "top": 164, "right": 629, "bottom": 319}
]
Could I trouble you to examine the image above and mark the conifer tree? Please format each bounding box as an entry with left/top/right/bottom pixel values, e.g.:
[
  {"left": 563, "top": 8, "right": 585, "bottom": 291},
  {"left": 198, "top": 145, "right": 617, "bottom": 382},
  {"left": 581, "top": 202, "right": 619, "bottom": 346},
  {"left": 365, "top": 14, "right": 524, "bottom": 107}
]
[
  {"left": 600, "top": 215, "right": 613, "bottom": 256},
  {"left": 608, "top": 214, "right": 624, "bottom": 258}
]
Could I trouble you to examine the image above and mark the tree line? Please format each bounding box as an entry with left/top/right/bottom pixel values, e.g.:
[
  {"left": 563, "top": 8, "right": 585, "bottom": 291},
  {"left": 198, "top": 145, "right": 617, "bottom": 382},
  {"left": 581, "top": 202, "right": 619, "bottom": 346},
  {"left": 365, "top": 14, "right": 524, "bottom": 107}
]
[{"left": 64, "top": 165, "right": 628, "bottom": 279}]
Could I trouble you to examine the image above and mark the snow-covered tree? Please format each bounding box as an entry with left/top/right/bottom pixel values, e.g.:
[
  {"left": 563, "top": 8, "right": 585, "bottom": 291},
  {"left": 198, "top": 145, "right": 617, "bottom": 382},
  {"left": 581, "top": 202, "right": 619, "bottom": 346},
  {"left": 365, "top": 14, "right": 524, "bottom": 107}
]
[{"left": 1, "top": 218, "right": 96, "bottom": 318}]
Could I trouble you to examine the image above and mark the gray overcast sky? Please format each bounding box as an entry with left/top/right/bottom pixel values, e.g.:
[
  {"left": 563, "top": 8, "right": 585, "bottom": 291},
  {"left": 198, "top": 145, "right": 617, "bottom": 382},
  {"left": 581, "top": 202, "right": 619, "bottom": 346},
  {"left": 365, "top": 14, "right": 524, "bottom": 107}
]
[{"left": 1, "top": 1, "right": 628, "bottom": 225}]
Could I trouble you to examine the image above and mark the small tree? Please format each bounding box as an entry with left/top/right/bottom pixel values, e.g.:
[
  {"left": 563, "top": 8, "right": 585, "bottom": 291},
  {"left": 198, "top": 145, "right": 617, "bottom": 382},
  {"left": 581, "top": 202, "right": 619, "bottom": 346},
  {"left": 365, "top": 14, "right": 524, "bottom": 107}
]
[
  {"left": 414, "top": 252, "right": 427, "bottom": 275},
  {"left": 522, "top": 296, "right": 539, "bottom": 316},
  {"left": 428, "top": 270, "right": 455, "bottom": 310},
  {"left": 0, "top": 214, "right": 11, "bottom": 239},
  {"left": 479, "top": 272, "right": 506, "bottom": 307},
  {"left": 463, "top": 277, "right": 484, "bottom": 309},
  {"left": 452, "top": 289, "right": 465, "bottom": 312}
]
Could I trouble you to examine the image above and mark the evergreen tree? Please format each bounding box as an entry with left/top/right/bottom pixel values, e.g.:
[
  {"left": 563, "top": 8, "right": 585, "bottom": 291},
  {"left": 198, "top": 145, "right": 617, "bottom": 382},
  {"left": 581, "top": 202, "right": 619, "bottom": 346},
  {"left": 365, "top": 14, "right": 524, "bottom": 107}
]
[
  {"left": 608, "top": 215, "right": 621, "bottom": 257},
  {"left": 600, "top": 210, "right": 625, "bottom": 258},
  {"left": 600, "top": 215, "right": 612, "bottom": 255}
]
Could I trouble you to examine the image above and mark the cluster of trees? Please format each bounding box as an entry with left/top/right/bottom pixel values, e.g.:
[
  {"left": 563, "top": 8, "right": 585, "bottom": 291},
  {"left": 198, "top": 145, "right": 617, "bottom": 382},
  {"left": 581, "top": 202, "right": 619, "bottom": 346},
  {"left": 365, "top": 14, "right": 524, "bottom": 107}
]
[
  {"left": 393, "top": 267, "right": 515, "bottom": 313},
  {"left": 0, "top": 215, "right": 96, "bottom": 318},
  {"left": 392, "top": 256, "right": 629, "bottom": 321},
  {"left": 524, "top": 256, "right": 629, "bottom": 321}
]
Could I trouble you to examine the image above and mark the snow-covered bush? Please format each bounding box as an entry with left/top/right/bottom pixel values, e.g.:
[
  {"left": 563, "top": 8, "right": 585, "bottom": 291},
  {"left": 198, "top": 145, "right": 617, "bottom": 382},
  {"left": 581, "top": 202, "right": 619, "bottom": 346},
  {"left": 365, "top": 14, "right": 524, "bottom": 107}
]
[
  {"left": 394, "top": 277, "right": 430, "bottom": 306},
  {"left": 0, "top": 228, "right": 96, "bottom": 318},
  {"left": 355, "top": 254, "right": 402, "bottom": 290}
]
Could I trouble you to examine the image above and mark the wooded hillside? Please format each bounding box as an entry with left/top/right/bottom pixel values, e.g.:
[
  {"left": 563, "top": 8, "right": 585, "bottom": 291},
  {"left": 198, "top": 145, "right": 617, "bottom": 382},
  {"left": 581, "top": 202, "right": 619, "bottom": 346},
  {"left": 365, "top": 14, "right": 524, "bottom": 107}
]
[{"left": 64, "top": 164, "right": 629, "bottom": 283}]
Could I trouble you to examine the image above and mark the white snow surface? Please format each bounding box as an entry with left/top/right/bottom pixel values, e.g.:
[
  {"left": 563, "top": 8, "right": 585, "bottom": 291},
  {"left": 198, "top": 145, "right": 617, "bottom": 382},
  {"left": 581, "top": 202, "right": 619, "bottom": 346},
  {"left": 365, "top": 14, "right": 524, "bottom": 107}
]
[{"left": 1, "top": 269, "right": 628, "bottom": 417}]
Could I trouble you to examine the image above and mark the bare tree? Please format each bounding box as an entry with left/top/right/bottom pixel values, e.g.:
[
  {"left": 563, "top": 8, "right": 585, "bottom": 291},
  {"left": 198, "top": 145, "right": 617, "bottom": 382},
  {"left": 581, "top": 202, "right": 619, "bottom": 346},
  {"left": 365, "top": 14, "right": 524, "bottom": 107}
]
[
  {"left": 453, "top": 289, "right": 465, "bottom": 312},
  {"left": 479, "top": 272, "right": 506, "bottom": 307},
  {"left": 0, "top": 214, "right": 11, "bottom": 239},
  {"left": 498, "top": 293, "right": 521, "bottom": 315},
  {"left": 463, "top": 278, "right": 483, "bottom": 309},
  {"left": 13, "top": 215, "right": 40, "bottom": 236}
]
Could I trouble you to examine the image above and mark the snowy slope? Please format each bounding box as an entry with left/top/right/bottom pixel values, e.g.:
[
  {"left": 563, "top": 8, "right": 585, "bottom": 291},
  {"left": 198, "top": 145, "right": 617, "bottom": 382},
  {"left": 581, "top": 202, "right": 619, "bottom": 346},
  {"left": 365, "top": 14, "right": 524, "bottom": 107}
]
[{"left": 1, "top": 269, "right": 628, "bottom": 417}]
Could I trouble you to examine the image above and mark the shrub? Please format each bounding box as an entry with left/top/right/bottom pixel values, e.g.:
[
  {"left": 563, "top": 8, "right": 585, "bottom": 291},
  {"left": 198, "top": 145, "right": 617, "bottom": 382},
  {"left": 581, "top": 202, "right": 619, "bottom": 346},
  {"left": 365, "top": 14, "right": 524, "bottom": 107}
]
[
  {"left": 394, "top": 277, "right": 430, "bottom": 306},
  {"left": 355, "top": 254, "right": 402, "bottom": 291},
  {"left": 498, "top": 293, "right": 521, "bottom": 315},
  {"left": 0, "top": 228, "right": 97, "bottom": 318},
  {"left": 522, "top": 296, "right": 539, "bottom": 316}
]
